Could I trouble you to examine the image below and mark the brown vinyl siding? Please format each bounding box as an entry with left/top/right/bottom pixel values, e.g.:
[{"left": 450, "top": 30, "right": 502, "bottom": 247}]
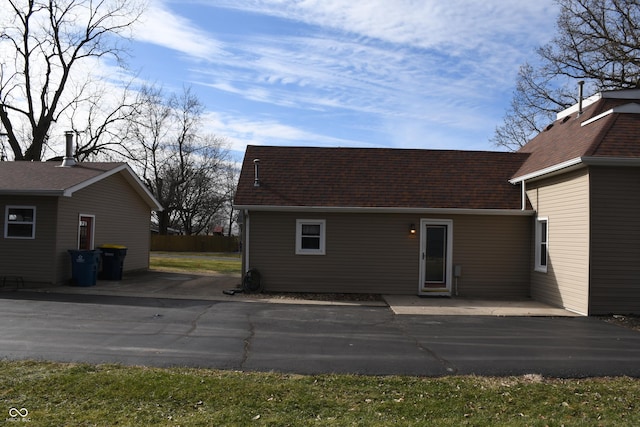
[
  {"left": 452, "top": 215, "right": 531, "bottom": 298},
  {"left": 526, "top": 168, "right": 590, "bottom": 314},
  {"left": 589, "top": 166, "right": 640, "bottom": 315},
  {"left": 0, "top": 196, "right": 59, "bottom": 283},
  {"left": 246, "top": 211, "right": 530, "bottom": 295},
  {"left": 57, "top": 173, "right": 151, "bottom": 281}
]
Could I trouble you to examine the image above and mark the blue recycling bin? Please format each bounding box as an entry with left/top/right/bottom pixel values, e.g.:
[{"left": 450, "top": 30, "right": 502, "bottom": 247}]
[
  {"left": 99, "top": 245, "right": 127, "bottom": 280},
  {"left": 68, "top": 249, "right": 101, "bottom": 287}
]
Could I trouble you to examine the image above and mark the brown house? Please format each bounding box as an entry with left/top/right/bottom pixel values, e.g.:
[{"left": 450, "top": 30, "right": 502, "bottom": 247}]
[
  {"left": 0, "top": 160, "right": 162, "bottom": 285},
  {"left": 235, "top": 88, "right": 640, "bottom": 316}
]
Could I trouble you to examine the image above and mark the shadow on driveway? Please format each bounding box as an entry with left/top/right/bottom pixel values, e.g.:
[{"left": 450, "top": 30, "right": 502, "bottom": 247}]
[{"left": 3, "top": 269, "right": 577, "bottom": 316}]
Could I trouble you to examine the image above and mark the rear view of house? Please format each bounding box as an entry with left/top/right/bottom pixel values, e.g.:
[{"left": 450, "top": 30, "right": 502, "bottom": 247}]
[
  {"left": 235, "top": 146, "right": 534, "bottom": 299},
  {"left": 235, "top": 88, "right": 640, "bottom": 316}
]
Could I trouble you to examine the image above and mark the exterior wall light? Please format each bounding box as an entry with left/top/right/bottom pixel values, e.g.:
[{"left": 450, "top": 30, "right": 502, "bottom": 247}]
[{"left": 409, "top": 224, "right": 416, "bottom": 235}]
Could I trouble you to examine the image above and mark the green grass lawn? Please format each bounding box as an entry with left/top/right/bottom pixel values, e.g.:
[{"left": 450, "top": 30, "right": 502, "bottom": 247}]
[
  {"left": 150, "top": 252, "right": 241, "bottom": 274},
  {"left": 6, "top": 253, "right": 640, "bottom": 425},
  {"left": 2, "top": 361, "right": 639, "bottom": 426}
]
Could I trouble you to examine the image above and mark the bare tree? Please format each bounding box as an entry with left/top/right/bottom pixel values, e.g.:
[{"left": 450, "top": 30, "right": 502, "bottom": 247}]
[
  {"left": 67, "top": 81, "right": 141, "bottom": 162},
  {"left": 129, "top": 85, "right": 231, "bottom": 235},
  {"left": 126, "top": 85, "right": 174, "bottom": 233},
  {"left": 493, "top": 0, "right": 640, "bottom": 151},
  {"left": 0, "top": 0, "right": 144, "bottom": 161},
  {"left": 218, "top": 163, "right": 240, "bottom": 236}
]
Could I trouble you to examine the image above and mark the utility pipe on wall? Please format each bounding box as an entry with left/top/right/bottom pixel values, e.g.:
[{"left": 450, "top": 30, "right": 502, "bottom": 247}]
[{"left": 244, "top": 210, "right": 250, "bottom": 274}]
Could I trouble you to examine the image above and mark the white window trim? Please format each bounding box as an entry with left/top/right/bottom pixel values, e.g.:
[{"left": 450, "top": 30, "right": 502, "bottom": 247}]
[
  {"left": 77, "top": 214, "right": 96, "bottom": 250},
  {"left": 535, "top": 216, "right": 548, "bottom": 273},
  {"left": 295, "top": 219, "right": 326, "bottom": 255},
  {"left": 4, "top": 205, "right": 36, "bottom": 239}
]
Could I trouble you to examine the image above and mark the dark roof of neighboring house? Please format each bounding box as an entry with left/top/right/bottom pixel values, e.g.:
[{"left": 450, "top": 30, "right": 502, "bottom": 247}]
[
  {"left": 512, "top": 90, "right": 640, "bottom": 180},
  {"left": 0, "top": 161, "right": 162, "bottom": 210},
  {"left": 234, "top": 145, "right": 530, "bottom": 210}
]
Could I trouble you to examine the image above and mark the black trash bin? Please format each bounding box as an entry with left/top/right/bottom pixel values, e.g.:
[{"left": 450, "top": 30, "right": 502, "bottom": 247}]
[
  {"left": 99, "top": 245, "right": 128, "bottom": 280},
  {"left": 68, "top": 249, "right": 101, "bottom": 287}
]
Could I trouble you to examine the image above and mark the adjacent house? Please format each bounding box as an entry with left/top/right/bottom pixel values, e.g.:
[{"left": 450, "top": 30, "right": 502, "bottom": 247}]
[
  {"left": 0, "top": 153, "right": 162, "bottom": 285},
  {"left": 234, "top": 88, "right": 640, "bottom": 315}
]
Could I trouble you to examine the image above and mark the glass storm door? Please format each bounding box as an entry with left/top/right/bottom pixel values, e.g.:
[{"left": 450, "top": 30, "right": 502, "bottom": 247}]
[
  {"left": 420, "top": 220, "right": 452, "bottom": 295},
  {"left": 425, "top": 225, "right": 446, "bottom": 284}
]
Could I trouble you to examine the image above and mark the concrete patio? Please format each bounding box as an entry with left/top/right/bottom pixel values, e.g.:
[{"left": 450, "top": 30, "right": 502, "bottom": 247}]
[{"left": 8, "top": 270, "right": 580, "bottom": 317}]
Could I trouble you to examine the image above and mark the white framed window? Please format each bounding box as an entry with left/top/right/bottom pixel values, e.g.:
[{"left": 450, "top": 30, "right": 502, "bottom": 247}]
[
  {"left": 296, "top": 219, "right": 326, "bottom": 255},
  {"left": 535, "top": 217, "right": 548, "bottom": 273},
  {"left": 4, "top": 206, "right": 36, "bottom": 239}
]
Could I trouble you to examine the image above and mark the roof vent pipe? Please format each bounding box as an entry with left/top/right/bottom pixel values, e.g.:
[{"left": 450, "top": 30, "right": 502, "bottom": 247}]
[
  {"left": 60, "top": 131, "right": 77, "bottom": 167},
  {"left": 577, "top": 80, "right": 585, "bottom": 117},
  {"left": 253, "top": 158, "right": 260, "bottom": 187}
]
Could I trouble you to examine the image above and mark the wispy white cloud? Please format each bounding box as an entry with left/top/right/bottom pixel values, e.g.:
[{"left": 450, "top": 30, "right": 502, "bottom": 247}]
[
  {"left": 202, "top": 111, "right": 371, "bottom": 153},
  {"left": 132, "top": 1, "right": 224, "bottom": 60},
  {"left": 203, "top": 0, "right": 557, "bottom": 52},
  {"left": 132, "top": 0, "right": 559, "bottom": 152}
]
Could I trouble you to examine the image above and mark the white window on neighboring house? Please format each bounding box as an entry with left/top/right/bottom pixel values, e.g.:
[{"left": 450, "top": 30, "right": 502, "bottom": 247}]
[
  {"left": 5, "top": 206, "right": 36, "bottom": 239},
  {"left": 535, "top": 217, "right": 548, "bottom": 273},
  {"left": 296, "top": 219, "right": 326, "bottom": 255}
]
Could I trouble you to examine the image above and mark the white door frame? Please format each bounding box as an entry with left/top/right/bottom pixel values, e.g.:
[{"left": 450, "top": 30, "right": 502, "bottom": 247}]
[
  {"left": 78, "top": 214, "right": 96, "bottom": 250},
  {"left": 418, "top": 218, "right": 453, "bottom": 296}
]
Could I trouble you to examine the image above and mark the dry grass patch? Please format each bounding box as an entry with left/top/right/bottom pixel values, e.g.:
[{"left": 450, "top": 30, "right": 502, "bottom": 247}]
[{"left": 1, "top": 361, "right": 639, "bottom": 426}]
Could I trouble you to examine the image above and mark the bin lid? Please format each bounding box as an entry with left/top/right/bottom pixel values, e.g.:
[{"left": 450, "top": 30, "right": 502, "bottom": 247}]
[{"left": 100, "top": 244, "right": 127, "bottom": 249}]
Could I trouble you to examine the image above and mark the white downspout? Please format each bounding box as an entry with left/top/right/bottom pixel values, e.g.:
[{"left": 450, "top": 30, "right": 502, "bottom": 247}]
[
  {"left": 521, "top": 180, "right": 527, "bottom": 210},
  {"left": 244, "top": 210, "right": 250, "bottom": 274}
]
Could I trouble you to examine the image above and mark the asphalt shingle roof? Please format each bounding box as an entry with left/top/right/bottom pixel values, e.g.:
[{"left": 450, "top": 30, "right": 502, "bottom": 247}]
[
  {"left": 0, "top": 161, "right": 162, "bottom": 210},
  {"left": 0, "top": 162, "right": 124, "bottom": 193},
  {"left": 235, "top": 146, "right": 529, "bottom": 210},
  {"left": 513, "top": 97, "right": 640, "bottom": 179}
]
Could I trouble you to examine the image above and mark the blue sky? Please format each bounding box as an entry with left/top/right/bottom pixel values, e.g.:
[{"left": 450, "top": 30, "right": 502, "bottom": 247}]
[{"left": 127, "top": 0, "right": 560, "bottom": 162}]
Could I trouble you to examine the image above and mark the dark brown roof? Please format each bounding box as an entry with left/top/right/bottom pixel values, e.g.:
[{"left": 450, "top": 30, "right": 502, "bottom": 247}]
[
  {"left": 513, "top": 96, "right": 640, "bottom": 179},
  {"left": 0, "top": 162, "right": 124, "bottom": 193},
  {"left": 235, "top": 146, "right": 529, "bottom": 210}
]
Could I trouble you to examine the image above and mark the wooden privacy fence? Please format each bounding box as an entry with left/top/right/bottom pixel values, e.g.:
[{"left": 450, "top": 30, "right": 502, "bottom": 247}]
[{"left": 151, "top": 235, "right": 240, "bottom": 252}]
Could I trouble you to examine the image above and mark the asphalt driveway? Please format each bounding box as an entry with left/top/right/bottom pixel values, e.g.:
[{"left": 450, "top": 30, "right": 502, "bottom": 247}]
[{"left": 0, "top": 290, "right": 639, "bottom": 377}]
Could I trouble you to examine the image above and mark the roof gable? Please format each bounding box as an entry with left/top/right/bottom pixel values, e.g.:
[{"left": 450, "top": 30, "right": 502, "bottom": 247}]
[
  {"left": 0, "top": 162, "right": 162, "bottom": 211},
  {"left": 235, "top": 146, "right": 529, "bottom": 211},
  {"left": 512, "top": 94, "right": 640, "bottom": 181}
]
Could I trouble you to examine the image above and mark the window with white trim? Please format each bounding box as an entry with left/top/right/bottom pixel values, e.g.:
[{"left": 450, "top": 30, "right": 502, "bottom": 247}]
[
  {"left": 296, "top": 219, "right": 326, "bottom": 255},
  {"left": 4, "top": 206, "right": 36, "bottom": 239},
  {"left": 535, "top": 217, "right": 548, "bottom": 273}
]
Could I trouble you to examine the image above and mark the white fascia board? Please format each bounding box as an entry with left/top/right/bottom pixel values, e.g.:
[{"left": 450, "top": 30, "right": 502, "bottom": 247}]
[
  {"left": 509, "top": 157, "right": 585, "bottom": 184},
  {"left": 581, "top": 103, "right": 640, "bottom": 127},
  {"left": 64, "top": 164, "right": 163, "bottom": 211},
  {"left": 557, "top": 94, "right": 601, "bottom": 120},
  {"left": 232, "top": 205, "right": 534, "bottom": 216},
  {"left": 63, "top": 164, "right": 127, "bottom": 196},
  {"left": 557, "top": 89, "right": 640, "bottom": 121},
  {"left": 119, "top": 164, "right": 164, "bottom": 211}
]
